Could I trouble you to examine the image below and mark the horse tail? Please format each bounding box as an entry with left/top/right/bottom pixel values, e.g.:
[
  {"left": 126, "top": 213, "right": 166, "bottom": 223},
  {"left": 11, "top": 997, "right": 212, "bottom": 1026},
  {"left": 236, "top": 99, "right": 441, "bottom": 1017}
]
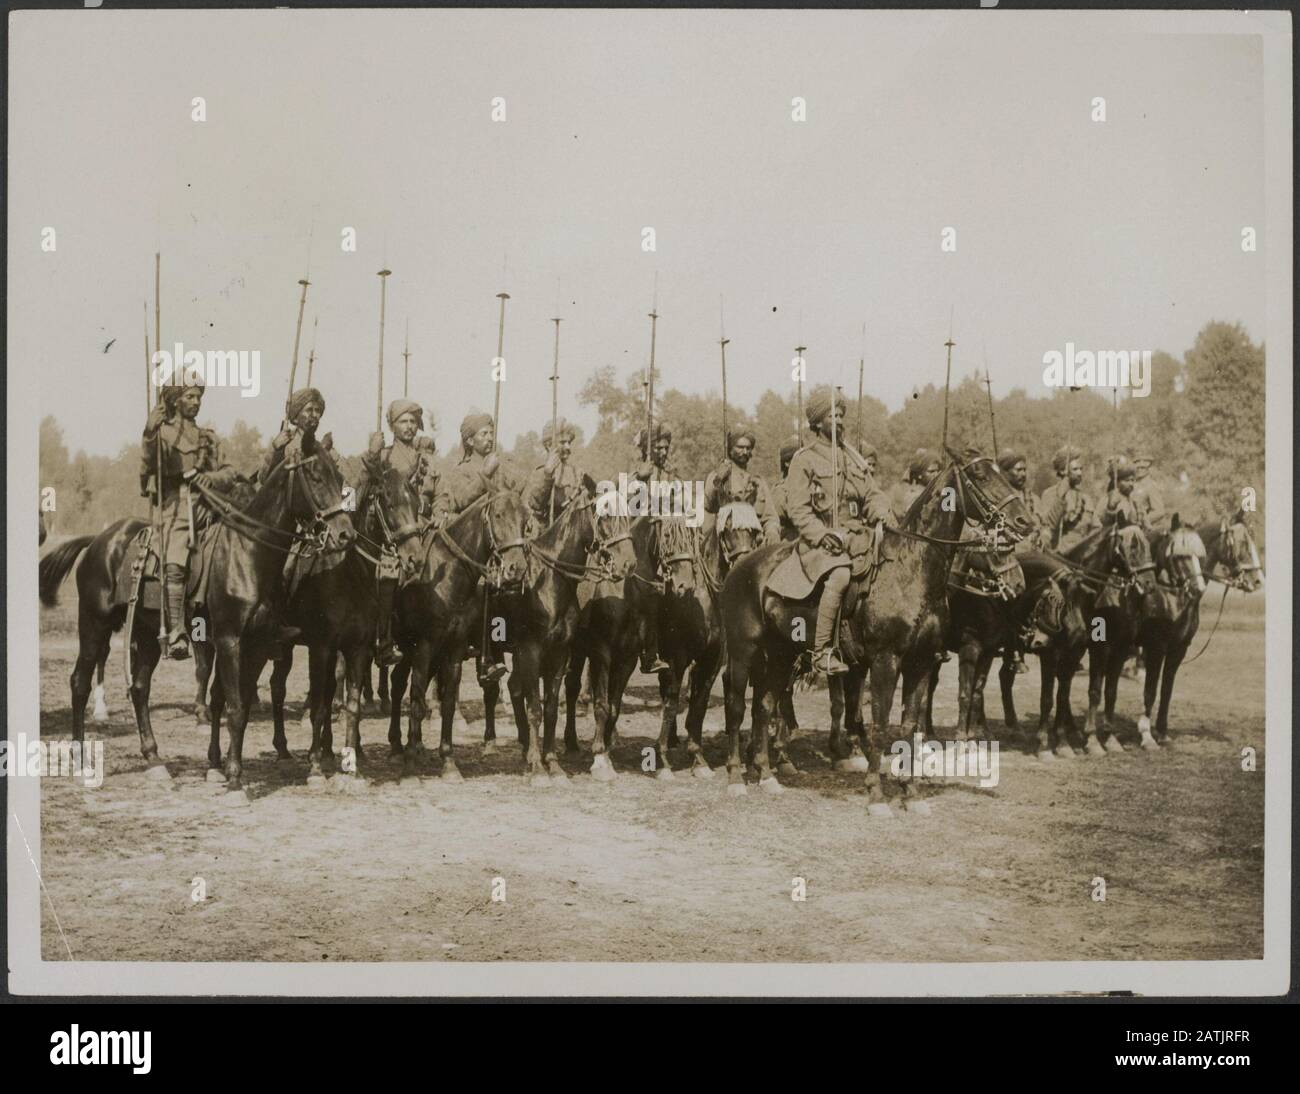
[{"left": 39, "top": 535, "right": 95, "bottom": 606}]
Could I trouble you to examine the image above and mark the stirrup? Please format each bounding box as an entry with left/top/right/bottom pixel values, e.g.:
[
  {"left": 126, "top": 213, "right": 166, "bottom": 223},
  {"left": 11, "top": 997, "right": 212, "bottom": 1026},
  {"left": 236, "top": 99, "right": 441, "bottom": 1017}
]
[
  {"left": 813, "top": 648, "right": 849, "bottom": 676},
  {"left": 166, "top": 632, "right": 191, "bottom": 661},
  {"left": 478, "top": 660, "right": 507, "bottom": 685},
  {"left": 640, "top": 653, "right": 669, "bottom": 674},
  {"left": 375, "top": 642, "right": 403, "bottom": 668}
]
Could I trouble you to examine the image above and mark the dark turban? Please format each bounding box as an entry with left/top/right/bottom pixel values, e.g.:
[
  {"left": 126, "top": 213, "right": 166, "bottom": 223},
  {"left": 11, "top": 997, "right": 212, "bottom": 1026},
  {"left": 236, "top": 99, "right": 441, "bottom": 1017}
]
[
  {"left": 1132, "top": 451, "right": 1153, "bottom": 465},
  {"left": 634, "top": 424, "right": 673, "bottom": 455},
  {"left": 285, "top": 387, "right": 324, "bottom": 422},
  {"left": 387, "top": 399, "right": 424, "bottom": 430},
  {"left": 779, "top": 435, "right": 801, "bottom": 466},
  {"left": 460, "top": 411, "right": 494, "bottom": 444},
  {"left": 1109, "top": 456, "right": 1136, "bottom": 481},
  {"left": 542, "top": 417, "right": 576, "bottom": 447},
  {"left": 858, "top": 442, "right": 878, "bottom": 459},
  {"left": 908, "top": 449, "right": 935, "bottom": 483},
  {"left": 805, "top": 387, "right": 837, "bottom": 429},
  {"left": 727, "top": 425, "right": 757, "bottom": 450},
  {"left": 997, "top": 450, "right": 1025, "bottom": 473},
  {"left": 1052, "top": 445, "right": 1082, "bottom": 473}
]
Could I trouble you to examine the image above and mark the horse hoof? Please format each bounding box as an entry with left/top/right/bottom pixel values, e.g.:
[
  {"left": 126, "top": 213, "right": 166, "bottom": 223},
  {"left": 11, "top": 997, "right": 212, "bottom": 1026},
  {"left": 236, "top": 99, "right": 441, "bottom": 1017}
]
[
  {"left": 92, "top": 709, "right": 109, "bottom": 726},
  {"left": 204, "top": 768, "right": 225, "bottom": 784},
  {"left": 1054, "top": 744, "right": 1076, "bottom": 760},
  {"left": 867, "top": 801, "right": 893, "bottom": 818},
  {"left": 440, "top": 765, "right": 464, "bottom": 784},
  {"left": 1137, "top": 714, "right": 1152, "bottom": 734},
  {"left": 904, "top": 798, "right": 931, "bottom": 816},
  {"left": 835, "top": 755, "right": 871, "bottom": 773},
  {"left": 338, "top": 774, "right": 370, "bottom": 794},
  {"left": 1140, "top": 735, "right": 1158, "bottom": 751},
  {"left": 529, "top": 773, "right": 552, "bottom": 789},
  {"left": 655, "top": 766, "right": 675, "bottom": 782},
  {"left": 482, "top": 739, "right": 498, "bottom": 755},
  {"left": 759, "top": 776, "right": 784, "bottom": 795},
  {"left": 777, "top": 761, "right": 799, "bottom": 778},
  {"left": 1104, "top": 736, "right": 1126, "bottom": 754},
  {"left": 1085, "top": 739, "right": 1107, "bottom": 758},
  {"left": 691, "top": 764, "right": 714, "bottom": 780},
  {"left": 726, "top": 781, "right": 747, "bottom": 797},
  {"left": 145, "top": 763, "right": 172, "bottom": 782},
  {"left": 550, "top": 770, "right": 571, "bottom": 787},
  {"left": 590, "top": 755, "right": 615, "bottom": 782},
  {"left": 306, "top": 774, "right": 327, "bottom": 790},
  {"left": 222, "top": 789, "right": 250, "bottom": 807}
]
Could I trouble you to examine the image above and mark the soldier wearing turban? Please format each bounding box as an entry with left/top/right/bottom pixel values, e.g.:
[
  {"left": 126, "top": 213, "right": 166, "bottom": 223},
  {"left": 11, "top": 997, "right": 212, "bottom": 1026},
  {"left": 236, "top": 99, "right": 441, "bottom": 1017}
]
[
  {"left": 524, "top": 417, "right": 594, "bottom": 526},
  {"left": 139, "top": 374, "right": 238, "bottom": 659},
  {"left": 996, "top": 449, "right": 1046, "bottom": 547},
  {"left": 1098, "top": 456, "right": 1145, "bottom": 530},
  {"left": 769, "top": 435, "right": 802, "bottom": 542},
  {"left": 895, "top": 448, "right": 941, "bottom": 518},
  {"left": 1039, "top": 445, "right": 1096, "bottom": 551},
  {"left": 1130, "top": 450, "right": 1166, "bottom": 528},
  {"left": 785, "top": 386, "right": 893, "bottom": 675},
  {"left": 702, "top": 424, "right": 780, "bottom": 544}
]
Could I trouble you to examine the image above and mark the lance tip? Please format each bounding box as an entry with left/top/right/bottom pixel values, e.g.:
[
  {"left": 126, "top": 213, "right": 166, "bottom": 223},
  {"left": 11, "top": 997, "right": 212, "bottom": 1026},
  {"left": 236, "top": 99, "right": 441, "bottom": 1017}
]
[{"left": 378, "top": 269, "right": 392, "bottom": 277}]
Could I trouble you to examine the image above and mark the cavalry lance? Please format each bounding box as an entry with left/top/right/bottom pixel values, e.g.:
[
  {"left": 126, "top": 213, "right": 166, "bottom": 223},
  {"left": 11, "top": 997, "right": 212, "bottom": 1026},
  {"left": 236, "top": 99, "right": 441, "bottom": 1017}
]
[
  {"left": 493, "top": 292, "right": 510, "bottom": 441},
  {"left": 719, "top": 296, "right": 729, "bottom": 458},
  {"left": 375, "top": 269, "right": 391, "bottom": 433},
  {"left": 795, "top": 343, "right": 807, "bottom": 446},
  {"left": 402, "top": 319, "right": 411, "bottom": 399},
  {"left": 305, "top": 316, "right": 318, "bottom": 388},
  {"left": 645, "top": 301, "right": 659, "bottom": 468},
  {"left": 154, "top": 254, "right": 168, "bottom": 644},
  {"left": 549, "top": 312, "right": 562, "bottom": 522},
  {"left": 983, "top": 355, "right": 999, "bottom": 458},
  {"left": 857, "top": 322, "right": 865, "bottom": 452},
  {"left": 286, "top": 277, "right": 310, "bottom": 398}
]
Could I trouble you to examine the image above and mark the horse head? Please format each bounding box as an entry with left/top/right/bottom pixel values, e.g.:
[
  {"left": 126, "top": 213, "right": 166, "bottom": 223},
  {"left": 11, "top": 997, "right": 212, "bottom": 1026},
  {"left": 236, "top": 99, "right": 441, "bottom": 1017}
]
[
  {"left": 716, "top": 502, "right": 763, "bottom": 570},
  {"left": 479, "top": 490, "right": 530, "bottom": 591},
  {"left": 1220, "top": 511, "right": 1263, "bottom": 592},
  {"left": 942, "top": 449, "right": 1036, "bottom": 545},
  {"left": 276, "top": 431, "right": 353, "bottom": 552},
  {"left": 369, "top": 463, "right": 425, "bottom": 579},
  {"left": 1024, "top": 573, "right": 1070, "bottom": 653},
  {"left": 653, "top": 514, "right": 698, "bottom": 595},
  {"left": 1106, "top": 522, "right": 1157, "bottom": 608},
  {"left": 1158, "top": 513, "right": 1208, "bottom": 596},
  {"left": 588, "top": 485, "right": 637, "bottom": 581}
]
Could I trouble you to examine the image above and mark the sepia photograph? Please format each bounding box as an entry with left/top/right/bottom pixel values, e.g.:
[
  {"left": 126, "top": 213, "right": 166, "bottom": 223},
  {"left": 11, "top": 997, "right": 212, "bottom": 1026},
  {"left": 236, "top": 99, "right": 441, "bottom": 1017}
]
[{"left": 7, "top": 5, "right": 1292, "bottom": 1001}]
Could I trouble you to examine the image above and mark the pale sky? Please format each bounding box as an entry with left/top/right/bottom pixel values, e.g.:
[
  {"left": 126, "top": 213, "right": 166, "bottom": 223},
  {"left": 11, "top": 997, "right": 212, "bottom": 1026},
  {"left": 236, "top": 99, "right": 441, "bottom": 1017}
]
[{"left": 9, "top": 9, "right": 1268, "bottom": 458}]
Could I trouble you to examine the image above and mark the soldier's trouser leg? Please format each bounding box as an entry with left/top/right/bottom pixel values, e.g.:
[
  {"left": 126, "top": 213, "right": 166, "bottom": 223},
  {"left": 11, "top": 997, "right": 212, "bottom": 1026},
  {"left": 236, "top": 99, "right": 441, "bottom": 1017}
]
[
  {"left": 639, "top": 593, "right": 668, "bottom": 674},
  {"left": 813, "top": 566, "right": 851, "bottom": 675},
  {"left": 374, "top": 576, "right": 402, "bottom": 667},
  {"left": 478, "top": 594, "right": 506, "bottom": 684},
  {"left": 164, "top": 564, "right": 190, "bottom": 659}
]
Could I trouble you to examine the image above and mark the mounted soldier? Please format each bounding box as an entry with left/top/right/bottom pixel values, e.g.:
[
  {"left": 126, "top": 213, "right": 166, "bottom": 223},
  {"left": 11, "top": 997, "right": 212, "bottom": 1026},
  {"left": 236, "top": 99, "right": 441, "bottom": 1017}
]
[
  {"left": 857, "top": 440, "right": 879, "bottom": 478},
  {"left": 997, "top": 450, "right": 1048, "bottom": 550},
  {"left": 1099, "top": 456, "right": 1146, "bottom": 530},
  {"left": 628, "top": 423, "right": 681, "bottom": 674},
  {"left": 356, "top": 398, "right": 439, "bottom": 667},
  {"left": 768, "top": 435, "right": 801, "bottom": 542},
  {"left": 701, "top": 425, "right": 781, "bottom": 544},
  {"left": 431, "top": 411, "right": 522, "bottom": 683},
  {"left": 140, "top": 373, "right": 239, "bottom": 660},
  {"left": 524, "top": 416, "right": 595, "bottom": 526},
  {"left": 784, "top": 387, "right": 893, "bottom": 676},
  {"left": 1039, "top": 445, "right": 1097, "bottom": 553},
  {"left": 896, "top": 448, "right": 940, "bottom": 516},
  {"left": 1131, "top": 451, "right": 1166, "bottom": 528}
]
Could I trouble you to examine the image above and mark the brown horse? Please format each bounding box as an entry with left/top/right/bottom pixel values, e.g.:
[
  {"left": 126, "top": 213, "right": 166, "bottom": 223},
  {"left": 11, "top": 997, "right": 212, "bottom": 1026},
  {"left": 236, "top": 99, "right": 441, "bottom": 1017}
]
[
  {"left": 386, "top": 490, "right": 530, "bottom": 781},
  {"left": 1135, "top": 512, "right": 1261, "bottom": 748},
  {"left": 719, "top": 452, "right": 1034, "bottom": 807},
  {"left": 201, "top": 436, "right": 354, "bottom": 793}
]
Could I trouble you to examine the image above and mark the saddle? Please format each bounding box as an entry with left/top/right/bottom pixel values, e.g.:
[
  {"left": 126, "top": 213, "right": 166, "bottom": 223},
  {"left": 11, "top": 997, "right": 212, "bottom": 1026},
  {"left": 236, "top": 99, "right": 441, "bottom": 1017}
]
[
  {"left": 110, "top": 523, "right": 221, "bottom": 617},
  {"left": 949, "top": 547, "right": 1024, "bottom": 601},
  {"left": 764, "top": 525, "right": 882, "bottom": 602}
]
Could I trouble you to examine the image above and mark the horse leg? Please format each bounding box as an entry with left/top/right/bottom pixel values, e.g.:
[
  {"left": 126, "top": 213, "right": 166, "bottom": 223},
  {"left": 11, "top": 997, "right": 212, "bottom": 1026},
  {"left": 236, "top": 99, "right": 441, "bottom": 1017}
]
[
  {"left": 305, "top": 644, "right": 330, "bottom": 779},
  {"left": 586, "top": 652, "right": 615, "bottom": 781},
  {"left": 89, "top": 638, "right": 112, "bottom": 724},
  {"left": 1138, "top": 639, "right": 1165, "bottom": 749},
  {"left": 896, "top": 655, "right": 935, "bottom": 813},
  {"left": 403, "top": 639, "right": 432, "bottom": 778},
  {"left": 269, "top": 651, "right": 293, "bottom": 761},
  {"left": 722, "top": 644, "right": 753, "bottom": 794},
  {"left": 481, "top": 676, "right": 501, "bottom": 752},
  {"left": 654, "top": 657, "right": 679, "bottom": 779},
  {"left": 437, "top": 656, "right": 465, "bottom": 782},
  {"left": 752, "top": 649, "right": 791, "bottom": 792},
  {"left": 207, "top": 672, "right": 225, "bottom": 775},
  {"left": 971, "top": 646, "right": 995, "bottom": 736},
  {"left": 378, "top": 662, "right": 391, "bottom": 717},
  {"left": 510, "top": 643, "right": 547, "bottom": 786},
  {"left": 342, "top": 643, "right": 366, "bottom": 773},
  {"left": 866, "top": 652, "right": 901, "bottom": 813},
  {"left": 1153, "top": 642, "right": 1185, "bottom": 745},
  {"left": 388, "top": 657, "right": 411, "bottom": 757},
  {"left": 193, "top": 640, "right": 215, "bottom": 726},
  {"left": 127, "top": 630, "right": 165, "bottom": 770},
  {"left": 999, "top": 658, "right": 1019, "bottom": 731},
  {"left": 684, "top": 650, "right": 720, "bottom": 778},
  {"left": 1096, "top": 637, "right": 1126, "bottom": 755},
  {"left": 70, "top": 610, "right": 107, "bottom": 746},
  {"left": 954, "top": 638, "right": 978, "bottom": 741},
  {"left": 1033, "top": 652, "right": 1055, "bottom": 757},
  {"left": 562, "top": 651, "right": 585, "bottom": 757},
  {"left": 216, "top": 639, "right": 251, "bottom": 793},
  {"left": 827, "top": 675, "right": 848, "bottom": 763},
  {"left": 842, "top": 668, "right": 875, "bottom": 774},
  {"left": 541, "top": 653, "right": 569, "bottom": 784}
]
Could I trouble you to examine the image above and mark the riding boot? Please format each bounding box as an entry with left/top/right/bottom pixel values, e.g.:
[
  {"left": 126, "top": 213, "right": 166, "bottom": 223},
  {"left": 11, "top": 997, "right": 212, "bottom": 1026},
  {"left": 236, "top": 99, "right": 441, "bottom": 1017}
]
[
  {"left": 164, "top": 564, "right": 190, "bottom": 660},
  {"left": 477, "top": 598, "right": 506, "bottom": 684},
  {"left": 374, "top": 576, "right": 402, "bottom": 667},
  {"left": 813, "top": 567, "right": 850, "bottom": 676},
  {"left": 639, "top": 594, "right": 669, "bottom": 674}
]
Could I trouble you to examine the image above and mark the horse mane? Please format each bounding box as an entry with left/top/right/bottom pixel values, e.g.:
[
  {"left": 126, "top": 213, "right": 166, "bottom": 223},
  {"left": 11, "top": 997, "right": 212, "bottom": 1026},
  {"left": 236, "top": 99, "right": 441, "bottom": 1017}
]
[
  {"left": 657, "top": 513, "right": 696, "bottom": 557},
  {"left": 718, "top": 501, "right": 761, "bottom": 532}
]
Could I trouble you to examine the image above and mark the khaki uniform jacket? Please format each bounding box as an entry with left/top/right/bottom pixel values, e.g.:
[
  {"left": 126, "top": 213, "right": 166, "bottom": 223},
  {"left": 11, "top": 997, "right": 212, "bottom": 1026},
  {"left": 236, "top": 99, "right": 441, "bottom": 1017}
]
[
  {"left": 1098, "top": 488, "right": 1146, "bottom": 530},
  {"left": 140, "top": 414, "right": 239, "bottom": 566},
  {"left": 702, "top": 460, "right": 781, "bottom": 543},
  {"left": 769, "top": 479, "right": 798, "bottom": 541},
  {"left": 786, "top": 439, "right": 893, "bottom": 574},
  {"left": 432, "top": 450, "right": 522, "bottom": 525},
  {"left": 1038, "top": 479, "right": 1098, "bottom": 549},
  {"left": 523, "top": 460, "right": 592, "bottom": 526},
  {"left": 354, "top": 438, "right": 437, "bottom": 518},
  {"left": 1131, "top": 476, "right": 1166, "bottom": 527}
]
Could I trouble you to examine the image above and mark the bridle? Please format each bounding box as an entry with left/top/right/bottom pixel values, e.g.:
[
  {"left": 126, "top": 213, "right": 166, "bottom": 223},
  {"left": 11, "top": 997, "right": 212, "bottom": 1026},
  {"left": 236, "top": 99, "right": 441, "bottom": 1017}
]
[
  {"left": 1106, "top": 525, "right": 1156, "bottom": 598},
  {"left": 1214, "top": 520, "right": 1262, "bottom": 591},
  {"left": 435, "top": 492, "right": 529, "bottom": 591},
  {"left": 528, "top": 491, "right": 635, "bottom": 585},
  {"left": 887, "top": 456, "right": 1026, "bottom": 550}
]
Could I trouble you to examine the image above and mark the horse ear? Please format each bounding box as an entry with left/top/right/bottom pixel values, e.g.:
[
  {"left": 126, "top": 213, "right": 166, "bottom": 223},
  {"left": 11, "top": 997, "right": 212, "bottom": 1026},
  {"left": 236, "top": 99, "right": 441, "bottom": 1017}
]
[
  {"left": 321, "top": 431, "right": 334, "bottom": 452},
  {"left": 1169, "top": 512, "right": 1181, "bottom": 531}
]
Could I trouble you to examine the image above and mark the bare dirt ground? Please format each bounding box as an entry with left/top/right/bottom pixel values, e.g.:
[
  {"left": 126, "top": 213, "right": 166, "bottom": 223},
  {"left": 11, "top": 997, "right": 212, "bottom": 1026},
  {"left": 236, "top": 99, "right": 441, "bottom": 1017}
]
[{"left": 34, "top": 591, "right": 1264, "bottom": 965}]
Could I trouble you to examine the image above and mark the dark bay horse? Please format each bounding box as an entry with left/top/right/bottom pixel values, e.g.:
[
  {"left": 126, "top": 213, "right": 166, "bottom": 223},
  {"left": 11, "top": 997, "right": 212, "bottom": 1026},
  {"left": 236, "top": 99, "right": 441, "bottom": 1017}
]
[
  {"left": 477, "top": 488, "right": 638, "bottom": 786},
  {"left": 563, "top": 513, "right": 660, "bottom": 781},
  {"left": 720, "top": 452, "right": 1034, "bottom": 806},
  {"left": 650, "top": 506, "right": 762, "bottom": 779},
  {"left": 201, "top": 437, "right": 354, "bottom": 793},
  {"left": 386, "top": 490, "right": 530, "bottom": 781},
  {"left": 1066, "top": 523, "right": 1158, "bottom": 755},
  {"left": 1135, "top": 513, "right": 1261, "bottom": 747}
]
